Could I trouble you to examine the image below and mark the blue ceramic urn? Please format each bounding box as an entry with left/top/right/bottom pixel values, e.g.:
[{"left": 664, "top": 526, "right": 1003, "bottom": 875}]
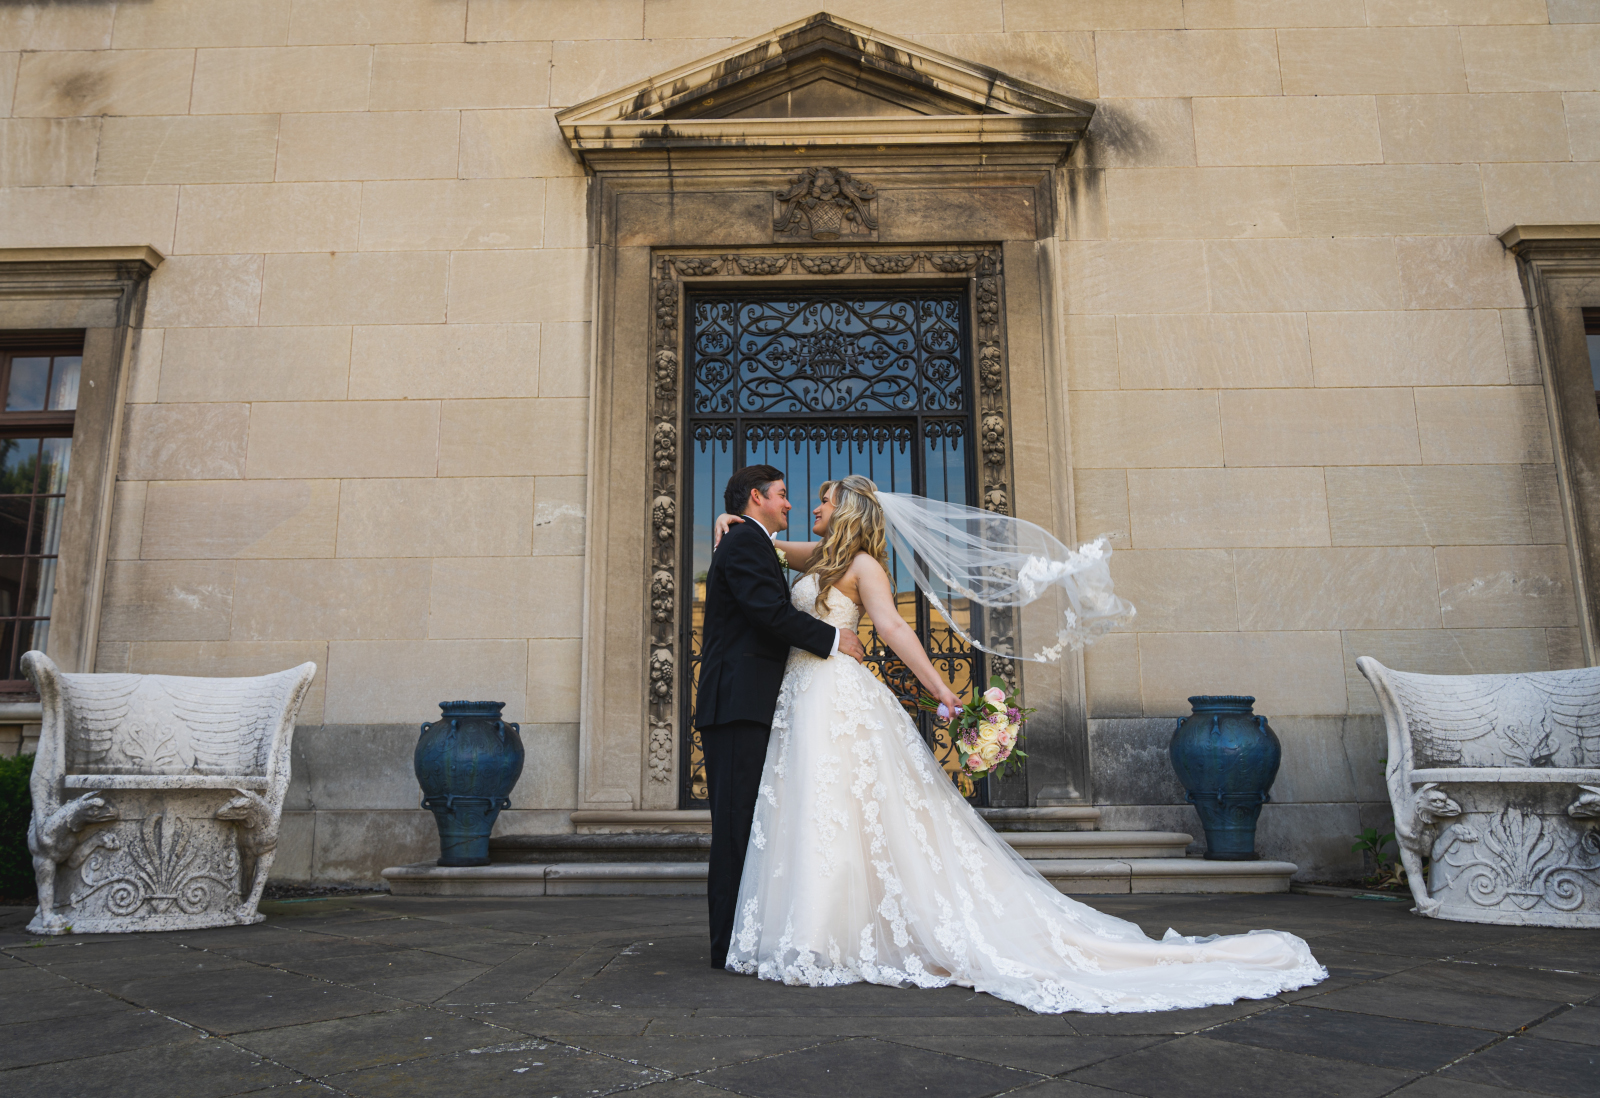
[
  {"left": 415, "top": 700, "right": 524, "bottom": 867},
  {"left": 1168, "top": 696, "right": 1281, "bottom": 861}
]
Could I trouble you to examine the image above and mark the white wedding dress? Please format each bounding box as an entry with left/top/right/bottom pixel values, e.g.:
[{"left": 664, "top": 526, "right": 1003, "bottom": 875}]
[{"left": 726, "top": 572, "right": 1328, "bottom": 1014}]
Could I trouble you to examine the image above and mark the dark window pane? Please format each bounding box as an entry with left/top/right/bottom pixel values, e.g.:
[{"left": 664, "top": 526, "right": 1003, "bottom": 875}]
[
  {"left": 5, "top": 357, "right": 50, "bottom": 411},
  {"left": 47, "top": 356, "right": 80, "bottom": 411},
  {"left": 40, "top": 437, "right": 70, "bottom": 495},
  {"left": 0, "top": 438, "right": 40, "bottom": 495},
  {"left": 0, "top": 620, "right": 17, "bottom": 681},
  {"left": 0, "top": 555, "right": 20, "bottom": 618},
  {"left": 0, "top": 497, "right": 31, "bottom": 558},
  {"left": 27, "top": 557, "right": 55, "bottom": 620}
]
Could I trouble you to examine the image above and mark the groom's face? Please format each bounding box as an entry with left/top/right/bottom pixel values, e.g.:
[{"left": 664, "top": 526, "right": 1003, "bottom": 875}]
[{"left": 747, "top": 479, "right": 791, "bottom": 533}]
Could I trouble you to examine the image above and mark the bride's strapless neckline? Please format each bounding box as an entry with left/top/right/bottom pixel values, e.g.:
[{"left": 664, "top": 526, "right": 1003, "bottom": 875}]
[{"left": 791, "top": 572, "right": 862, "bottom": 632}]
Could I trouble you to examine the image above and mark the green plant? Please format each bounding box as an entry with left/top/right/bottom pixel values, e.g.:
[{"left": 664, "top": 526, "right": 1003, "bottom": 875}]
[
  {"left": 0, "top": 753, "right": 33, "bottom": 899},
  {"left": 1351, "top": 827, "right": 1406, "bottom": 891}
]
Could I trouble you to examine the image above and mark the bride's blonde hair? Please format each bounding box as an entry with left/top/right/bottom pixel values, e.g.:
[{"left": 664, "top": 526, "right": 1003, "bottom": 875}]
[{"left": 806, "top": 474, "right": 891, "bottom": 612}]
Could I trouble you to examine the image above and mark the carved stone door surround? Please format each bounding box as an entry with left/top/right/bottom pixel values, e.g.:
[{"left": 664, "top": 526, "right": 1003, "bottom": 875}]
[
  {"left": 1503, "top": 224, "right": 1600, "bottom": 659},
  {"left": 559, "top": 13, "right": 1097, "bottom": 815}
]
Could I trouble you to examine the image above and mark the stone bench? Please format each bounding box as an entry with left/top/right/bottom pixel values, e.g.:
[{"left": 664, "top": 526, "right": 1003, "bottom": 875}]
[
  {"left": 23, "top": 651, "right": 317, "bottom": 935},
  {"left": 1357, "top": 656, "right": 1600, "bottom": 927}
]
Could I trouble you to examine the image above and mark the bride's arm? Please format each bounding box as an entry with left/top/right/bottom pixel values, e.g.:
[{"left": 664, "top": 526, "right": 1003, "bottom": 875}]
[
  {"left": 773, "top": 539, "right": 818, "bottom": 570},
  {"left": 711, "top": 514, "right": 820, "bottom": 570},
  {"left": 852, "top": 557, "right": 961, "bottom": 714}
]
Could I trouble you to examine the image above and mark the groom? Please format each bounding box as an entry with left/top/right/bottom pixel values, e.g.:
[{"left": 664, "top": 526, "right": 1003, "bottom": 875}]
[{"left": 694, "top": 464, "right": 866, "bottom": 969}]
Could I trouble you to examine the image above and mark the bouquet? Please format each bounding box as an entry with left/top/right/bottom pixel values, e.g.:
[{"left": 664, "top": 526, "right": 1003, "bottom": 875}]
[{"left": 919, "top": 676, "right": 1034, "bottom": 795}]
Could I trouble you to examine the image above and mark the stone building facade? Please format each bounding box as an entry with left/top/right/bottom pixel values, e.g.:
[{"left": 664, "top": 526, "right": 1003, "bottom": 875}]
[{"left": 0, "top": 1, "right": 1597, "bottom": 883}]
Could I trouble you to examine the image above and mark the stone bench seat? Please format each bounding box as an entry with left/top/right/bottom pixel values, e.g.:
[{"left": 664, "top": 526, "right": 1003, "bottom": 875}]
[
  {"left": 1357, "top": 656, "right": 1600, "bottom": 928},
  {"left": 62, "top": 774, "right": 272, "bottom": 790},
  {"left": 24, "top": 651, "right": 317, "bottom": 936}
]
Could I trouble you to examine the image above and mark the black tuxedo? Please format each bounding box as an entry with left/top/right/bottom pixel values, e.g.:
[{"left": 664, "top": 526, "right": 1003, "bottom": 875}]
[{"left": 693, "top": 520, "right": 836, "bottom": 968}]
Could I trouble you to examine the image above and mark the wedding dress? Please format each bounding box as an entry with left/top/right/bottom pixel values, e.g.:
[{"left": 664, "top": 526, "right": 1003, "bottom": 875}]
[{"left": 726, "top": 572, "right": 1327, "bottom": 1014}]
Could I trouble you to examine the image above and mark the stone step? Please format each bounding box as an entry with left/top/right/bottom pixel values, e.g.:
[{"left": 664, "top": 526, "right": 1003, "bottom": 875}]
[
  {"left": 486, "top": 829, "right": 1189, "bottom": 864},
  {"left": 567, "top": 806, "right": 1102, "bottom": 835},
  {"left": 980, "top": 807, "right": 1100, "bottom": 832},
  {"left": 383, "top": 856, "right": 1296, "bottom": 898}
]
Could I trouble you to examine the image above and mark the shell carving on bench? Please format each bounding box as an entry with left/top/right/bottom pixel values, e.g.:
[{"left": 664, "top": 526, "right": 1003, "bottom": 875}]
[
  {"left": 1358, "top": 657, "right": 1600, "bottom": 928},
  {"left": 23, "top": 652, "right": 317, "bottom": 936}
]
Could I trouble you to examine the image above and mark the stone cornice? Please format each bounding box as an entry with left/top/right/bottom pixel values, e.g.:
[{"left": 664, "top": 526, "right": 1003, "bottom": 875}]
[
  {"left": 0, "top": 245, "right": 164, "bottom": 272},
  {"left": 1500, "top": 224, "right": 1600, "bottom": 253}
]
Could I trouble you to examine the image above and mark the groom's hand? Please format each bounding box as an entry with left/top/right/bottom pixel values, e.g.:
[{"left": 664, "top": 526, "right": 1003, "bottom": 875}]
[{"left": 838, "top": 629, "right": 866, "bottom": 663}]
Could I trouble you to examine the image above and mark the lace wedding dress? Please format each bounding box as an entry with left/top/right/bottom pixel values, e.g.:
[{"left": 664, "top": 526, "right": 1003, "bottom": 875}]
[{"left": 726, "top": 572, "right": 1327, "bottom": 1014}]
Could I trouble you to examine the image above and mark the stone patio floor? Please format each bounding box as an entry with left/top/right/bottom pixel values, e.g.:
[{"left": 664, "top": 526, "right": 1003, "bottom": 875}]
[{"left": 0, "top": 892, "right": 1596, "bottom": 1098}]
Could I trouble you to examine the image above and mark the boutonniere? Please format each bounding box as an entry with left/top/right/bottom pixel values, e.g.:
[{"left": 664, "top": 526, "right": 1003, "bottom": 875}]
[{"left": 775, "top": 546, "right": 789, "bottom": 570}]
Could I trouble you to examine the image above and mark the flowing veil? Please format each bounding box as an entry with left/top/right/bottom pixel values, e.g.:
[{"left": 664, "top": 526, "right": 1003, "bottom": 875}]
[{"left": 876, "top": 493, "right": 1134, "bottom": 663}]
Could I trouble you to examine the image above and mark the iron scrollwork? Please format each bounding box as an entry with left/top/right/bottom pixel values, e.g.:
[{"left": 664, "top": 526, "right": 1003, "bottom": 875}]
[{"left": 692, "top": 296, "right": 965, "bottom": 417}]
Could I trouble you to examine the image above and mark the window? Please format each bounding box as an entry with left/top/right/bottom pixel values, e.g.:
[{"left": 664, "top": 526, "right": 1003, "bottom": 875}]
[
  {"left": 0, "top": 334, "right": 80, "bottom": 690},
  {"left": 1588, "top": 308, "right": 1600, "bottom": 418}
]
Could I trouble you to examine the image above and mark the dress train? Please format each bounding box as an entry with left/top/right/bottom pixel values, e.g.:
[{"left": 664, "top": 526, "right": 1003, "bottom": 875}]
[{"left": 725, "top": 573, "right": 1326, "bottom": 1014}]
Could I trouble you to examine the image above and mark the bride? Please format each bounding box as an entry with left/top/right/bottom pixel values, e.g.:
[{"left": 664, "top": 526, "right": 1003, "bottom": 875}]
[{"left": 711, "top": 475, "right": 1325, "bottom": 1014}]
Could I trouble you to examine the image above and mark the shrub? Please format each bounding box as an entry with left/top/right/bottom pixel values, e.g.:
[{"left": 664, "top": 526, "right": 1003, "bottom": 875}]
[{"left": 0, "top": 753, "right": 33, "bottom": 899}]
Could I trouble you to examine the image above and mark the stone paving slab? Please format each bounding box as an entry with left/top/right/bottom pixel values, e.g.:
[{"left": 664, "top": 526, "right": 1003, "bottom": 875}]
[{"left": 0, "top": 893, "right": 1595, "bottom": 1098}]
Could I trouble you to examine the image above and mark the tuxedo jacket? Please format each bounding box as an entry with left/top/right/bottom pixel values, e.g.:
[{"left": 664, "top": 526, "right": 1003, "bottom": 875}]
[{"left": 692, "top": 520, "right": 836, "bottom": 730}]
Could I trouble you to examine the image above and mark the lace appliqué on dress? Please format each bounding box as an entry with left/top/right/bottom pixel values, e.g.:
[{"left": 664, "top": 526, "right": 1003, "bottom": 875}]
[{"left": 723, "top": 572, "right": 1327, "bottom": 1013}]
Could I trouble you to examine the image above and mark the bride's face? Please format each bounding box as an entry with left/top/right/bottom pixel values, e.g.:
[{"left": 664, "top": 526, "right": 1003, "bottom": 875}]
[{"left": 812, "top": 488, "right": 837, "bottom": 536}]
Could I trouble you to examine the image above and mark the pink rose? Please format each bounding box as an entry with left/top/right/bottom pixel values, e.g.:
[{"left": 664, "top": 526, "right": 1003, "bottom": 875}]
[{"left": 983, "top": 686, "right": 1007, "bottom": 710}]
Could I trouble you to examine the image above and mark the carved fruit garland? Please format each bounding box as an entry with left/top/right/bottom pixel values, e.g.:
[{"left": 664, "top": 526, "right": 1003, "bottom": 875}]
[
  {"left": 647, "top": 274, "right": 679, "bottom": 782},
  {"left": 973, "top": 252, "right": 1018, "bottom": 692}
]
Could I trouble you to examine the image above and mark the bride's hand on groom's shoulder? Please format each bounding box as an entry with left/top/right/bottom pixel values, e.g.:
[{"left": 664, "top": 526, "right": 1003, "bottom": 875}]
[{"left": 713, "top": 513, "right": 745, "bottom": 547}]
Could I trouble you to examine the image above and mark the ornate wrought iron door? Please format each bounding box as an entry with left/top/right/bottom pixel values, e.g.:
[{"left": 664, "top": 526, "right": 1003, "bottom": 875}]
[{"left": 681, "top": 290, "right": 985, "bottom": 807}]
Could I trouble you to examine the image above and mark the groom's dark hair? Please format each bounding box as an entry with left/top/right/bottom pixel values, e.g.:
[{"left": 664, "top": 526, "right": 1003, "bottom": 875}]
[{"left": 726, "top": 465, "right": 784, "bottom": 516}]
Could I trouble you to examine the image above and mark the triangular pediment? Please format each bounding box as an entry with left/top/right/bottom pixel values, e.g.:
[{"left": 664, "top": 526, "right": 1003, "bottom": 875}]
[{"left": 558, "top": 12, "right": 1094, "bottom": 163}]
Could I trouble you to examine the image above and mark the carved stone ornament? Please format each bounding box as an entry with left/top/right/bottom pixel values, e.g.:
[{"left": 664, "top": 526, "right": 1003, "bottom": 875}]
[
  {"left": 979, "top": 342, "right": 1003, "bottom": 393},
  {"left": 650, "top": 569, "right": 675, "bottom": 624},
  {"left": 648, "top": 718, "right": 673, "bottom": 783},
  {"left": 652, "top": 495, "right": 675, "bottom": 544},
  {"left": 673, "top": 257, "right": 722, "bottom": 276},
  {"left": 649, "top": 647, "right": 674, "bottom": 704},
  {"left": 862, "top": 254, "right": 917, "bottom": 274},
  {"left": 23, "top": 652, "right": 317, "bottom": 935},
  {"left": 735, "top": 255, "right": 790, "bottom": 276},
  {"left": 774, "top": 167, "right": 879, "bottom": 242},
  {"left": 981, "top": 413, "right": 1007, "bottom": 469},
  {"left": 653, "top": 421, "right": 677, "bottom": 473},
  {"left": 654, "top": 349, "right": 678, "bottom": 401},
  {"left": 798, "top": 255, "right": 853, "bottom": 275},
  {"left": 1359, "top": 657, "right": 1600, "bottom": 927}
]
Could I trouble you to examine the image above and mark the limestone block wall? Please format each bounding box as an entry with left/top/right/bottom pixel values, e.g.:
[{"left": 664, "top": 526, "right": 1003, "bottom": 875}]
[
  {"left": 1054, "top": 3, "right": 1600, "bottom": 879},
  {"left": 0, "top": 1, "right": 1594, "bottom": 882}
]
